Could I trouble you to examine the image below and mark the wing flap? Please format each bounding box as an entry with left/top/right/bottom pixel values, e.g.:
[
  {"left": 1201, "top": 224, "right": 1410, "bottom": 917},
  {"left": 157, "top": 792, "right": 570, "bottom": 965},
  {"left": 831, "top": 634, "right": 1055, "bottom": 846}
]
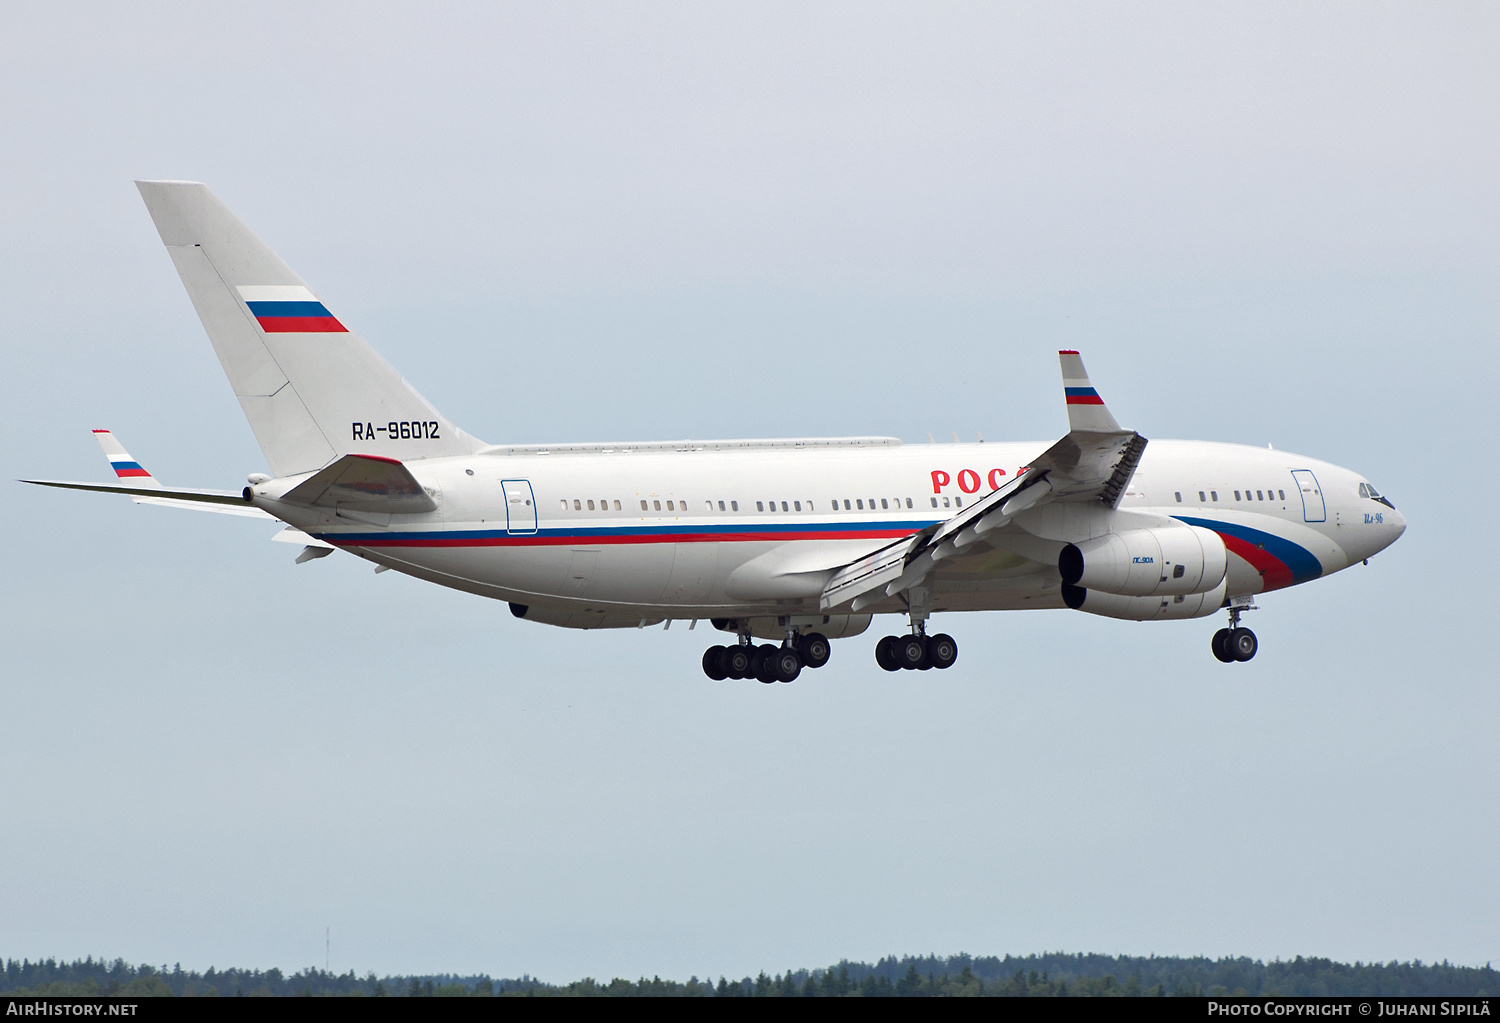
[{"left": 820, "top": 351, "right": 1146, "bottom": 610}]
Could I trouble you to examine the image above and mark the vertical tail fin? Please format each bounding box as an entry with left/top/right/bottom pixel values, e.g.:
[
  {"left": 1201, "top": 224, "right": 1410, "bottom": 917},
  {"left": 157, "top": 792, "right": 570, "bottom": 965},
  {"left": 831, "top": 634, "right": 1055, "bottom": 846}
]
[{"left": 135, "top": 181, "right": 484, "bottom": 477}]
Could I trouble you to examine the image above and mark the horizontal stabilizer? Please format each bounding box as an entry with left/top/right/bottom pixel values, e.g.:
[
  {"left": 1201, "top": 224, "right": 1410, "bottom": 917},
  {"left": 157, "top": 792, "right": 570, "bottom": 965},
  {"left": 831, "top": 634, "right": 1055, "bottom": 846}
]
[{"left": 279, "top": 454, "right": 436, "bottom": 514}]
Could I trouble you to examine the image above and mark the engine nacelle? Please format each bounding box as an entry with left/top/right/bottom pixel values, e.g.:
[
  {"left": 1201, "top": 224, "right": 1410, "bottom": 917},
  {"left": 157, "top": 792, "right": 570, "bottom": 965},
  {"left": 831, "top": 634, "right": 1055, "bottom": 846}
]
[
  {"left": 1058, "top": 525, "right": 1226, "bottom": 597},
  {"left": 1061, "top": 576, "right": 1228, "bottom": 622}
]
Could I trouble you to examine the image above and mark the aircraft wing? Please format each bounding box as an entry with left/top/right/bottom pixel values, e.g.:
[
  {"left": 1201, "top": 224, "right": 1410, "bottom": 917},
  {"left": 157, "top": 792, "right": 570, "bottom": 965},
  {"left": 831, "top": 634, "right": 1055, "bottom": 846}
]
[
  {"left": 21, "top": 429, "right": 269, "bottom": 517},
  {"left": 821, "top": 351, "right": 1146, "bottom": 612}
]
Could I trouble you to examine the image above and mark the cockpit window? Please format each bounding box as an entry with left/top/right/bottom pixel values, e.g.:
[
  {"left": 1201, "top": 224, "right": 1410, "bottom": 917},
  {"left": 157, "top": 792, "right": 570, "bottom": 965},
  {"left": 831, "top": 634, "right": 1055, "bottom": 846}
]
[{"left": 1361, "top": 481, "right": 1395, "bottom": 509}]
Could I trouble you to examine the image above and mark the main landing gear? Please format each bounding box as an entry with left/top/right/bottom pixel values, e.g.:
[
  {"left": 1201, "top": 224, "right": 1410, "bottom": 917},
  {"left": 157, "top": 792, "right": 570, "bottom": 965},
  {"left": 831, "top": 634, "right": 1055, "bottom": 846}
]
[
  {"left": 1211, "top": 601, "right": 1258, "bottom": 663},
  {"left": 874, "top": 625, "right": 958, "bottom": 672},
  {"left": 702, "top": 630, "right": 832, "bottom": 684}
]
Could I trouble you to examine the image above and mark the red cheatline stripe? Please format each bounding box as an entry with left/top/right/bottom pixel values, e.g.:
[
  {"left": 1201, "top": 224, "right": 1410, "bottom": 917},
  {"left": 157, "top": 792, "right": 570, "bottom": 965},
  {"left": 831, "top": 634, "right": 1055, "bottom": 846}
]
[
  {"left": 114, "top": 468, "right": 151, "bottom": 478},
  {"left": 1218, "top": 534, "right": 1294, "bottom": 591},
  {"left": 1065, "top": 395, "right": 1105, "bottom": 405},
  {"left": 330, "top": 528, "right": 918, "bottom": 549},
  {"left": 256, "top": 316, "right": 348, "bottom": 333}
]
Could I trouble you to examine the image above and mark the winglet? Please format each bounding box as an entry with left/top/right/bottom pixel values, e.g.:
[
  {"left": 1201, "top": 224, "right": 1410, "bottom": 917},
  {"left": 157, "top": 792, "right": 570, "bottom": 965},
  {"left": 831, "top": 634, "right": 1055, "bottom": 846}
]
[
  {"left": 91, "top": 430, "right": 162, "bottom": 489},
  {"left": 1058, "top": 351, "right": 1122, "bottom": 433}
]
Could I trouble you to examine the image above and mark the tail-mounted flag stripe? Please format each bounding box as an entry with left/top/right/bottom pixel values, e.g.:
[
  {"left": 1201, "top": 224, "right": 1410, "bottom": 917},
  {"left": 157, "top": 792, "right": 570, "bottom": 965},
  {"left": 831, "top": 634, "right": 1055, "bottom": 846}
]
[{"left": 236, "top": 286, "right": 347, "bottom": 333}]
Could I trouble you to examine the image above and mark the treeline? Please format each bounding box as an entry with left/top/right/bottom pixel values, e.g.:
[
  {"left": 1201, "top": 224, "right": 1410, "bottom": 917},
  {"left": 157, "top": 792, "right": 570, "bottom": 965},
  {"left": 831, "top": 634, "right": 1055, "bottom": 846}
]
[{"left": 2, "top": 953, "right": 1494, "bottom": 997}]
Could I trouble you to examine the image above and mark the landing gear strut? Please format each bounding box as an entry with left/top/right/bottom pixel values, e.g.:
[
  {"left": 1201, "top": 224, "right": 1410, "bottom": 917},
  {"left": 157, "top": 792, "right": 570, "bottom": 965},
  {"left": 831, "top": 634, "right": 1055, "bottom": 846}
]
[
  {"left": 1211, "top": 601, "right": 1258, "bottom": 663},
  {"left": 875, "top": 617, "right": 959, "bottom": 673},
  {"left": 701, "top": 625, "right": 831, "bottom": 683}
]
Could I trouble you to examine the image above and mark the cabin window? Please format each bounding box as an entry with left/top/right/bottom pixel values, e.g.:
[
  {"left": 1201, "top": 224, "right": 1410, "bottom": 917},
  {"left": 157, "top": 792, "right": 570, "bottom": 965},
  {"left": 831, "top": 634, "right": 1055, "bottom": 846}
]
[
  {"left": 1234, "top": 491, "right": 1241, "bottom": 501},
  {"left": 794, "top": 501, "right": 801, "bottom": 511},
  {"left": 731, "top": 501, "right": 738, "bottom": 511},
  {"left": 718, "top": 500, "right": 726, "bottom": 511},
  {"left": 1257, "top": 490, "right": 1264, "bottom": 501},
  {"left": 906, "top": 498, "right": 913, "bottom": 509},
  {"left": 931, "top": 497, "right": 938, "bottom": 508},
  {"left": 1175, "top": 492, "right": 1182, "bottom": 503},
  {"left": 955, "top": 496, "right": 963, "bottom": 507},
  {"left": 610, "top": 500, "right": 619, "bottom": 510},
  {"left": 780, "top": 501, "right": 787, "bottom": 511},
  {"left": 844, "top": 499, "right": 851, "bottom": 510},
  {"left": 1211, "top": 491, "right": 1218, "bottom": 501},
  {"left": 1199, "top": 491, "right": 1206, "bottom": 503},
  {"left": 856, "top": 499, "right": 863, "bottom": 510},
  {"left": 640, "top": 500, "right": 648, "bottom": 511},
  {"left": 560, "top": 500, "right": 568, "bottom": 510},
  {"left": 587, "top": 500, "right": 595, "bottom": 510},
  {"left": 943, "top": 497, "right": 951, "bottom": 508},
  {"left": 757, "top": 501, "right": 764, "bottom": 511},
  {"left": 880, "top": 499, "right": 888, "bottom": 509},
  {"left": 653, "top": 500, "right": 661, "bottom": 511},
  {"left": 573, "top": 499, "right": 582, "bottom": 511},
  {"left": 1278, "top": 490, "right": 1285, "bottom": 501}
]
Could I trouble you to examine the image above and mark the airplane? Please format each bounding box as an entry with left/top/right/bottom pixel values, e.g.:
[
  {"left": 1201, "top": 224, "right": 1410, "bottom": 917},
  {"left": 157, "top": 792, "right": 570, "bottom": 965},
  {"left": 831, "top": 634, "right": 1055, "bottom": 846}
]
[{"left": 24, "top": 181, "right": 1407, "bottom": 682}]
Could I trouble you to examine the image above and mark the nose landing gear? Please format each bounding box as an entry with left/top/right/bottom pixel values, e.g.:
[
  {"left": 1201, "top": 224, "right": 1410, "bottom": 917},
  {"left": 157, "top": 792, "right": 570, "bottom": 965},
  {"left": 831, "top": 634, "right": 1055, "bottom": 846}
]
[{"left": 1211, "top": 600, "right": 1258, "bottom": 663}]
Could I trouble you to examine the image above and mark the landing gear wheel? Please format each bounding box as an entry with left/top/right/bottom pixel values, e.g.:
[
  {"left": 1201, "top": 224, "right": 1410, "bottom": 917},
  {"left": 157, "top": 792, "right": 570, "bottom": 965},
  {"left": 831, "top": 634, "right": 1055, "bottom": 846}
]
[
  {"left": 1211, "top": 629, "right": 1234, "bottom": 663},
  {"left": 1229, "top": 627, "right": 1258, "bottom": 662},
  {"left": 702, "top": 646, "right": 729, "bottom": 679},
  {"left": 926, "top": 633, "right": 958, "bottom": 670},
  {"left": 753, "top": 644, "right": 779, "bottom": 683},
  {"left": 772, "top": 646, "right": 803, "bottom": 683},
  {"left": 875, "top": 635, "right": 900, "bottom": 672},
  {"left": 798, "top": 632, "right": 831, "bottom": 669},
  {"left": 896, "top": 635, "right": 929, "bottom": 671},
  {"left": 723, "top": 645, "right": 752, "bottom": 679}
]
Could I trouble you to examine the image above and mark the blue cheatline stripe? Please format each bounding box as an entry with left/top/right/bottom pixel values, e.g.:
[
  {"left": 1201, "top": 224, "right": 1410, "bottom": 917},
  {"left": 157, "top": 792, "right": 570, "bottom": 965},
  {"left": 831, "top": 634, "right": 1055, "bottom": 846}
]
[
  {"left": 245, "top": 300, "right": 333, "bottom": 318},
  {"left": 109, "top": 460, "right": 144, "bottom": 471},
  {"left": 1064, "top": 386, "right": 1099, "bottom": 397},
  {"left": 1174, "top": 516, "right": 1323, "bottom": 585},
  {"left": 315, "top": 517, "right": 939, "bottom": 545}
]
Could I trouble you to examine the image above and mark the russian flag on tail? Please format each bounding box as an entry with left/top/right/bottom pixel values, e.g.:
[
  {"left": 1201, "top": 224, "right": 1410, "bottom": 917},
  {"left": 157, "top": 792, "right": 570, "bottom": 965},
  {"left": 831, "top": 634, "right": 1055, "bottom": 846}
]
[{"left": 236, "top": 285, "right": 347, "bottom": 333}]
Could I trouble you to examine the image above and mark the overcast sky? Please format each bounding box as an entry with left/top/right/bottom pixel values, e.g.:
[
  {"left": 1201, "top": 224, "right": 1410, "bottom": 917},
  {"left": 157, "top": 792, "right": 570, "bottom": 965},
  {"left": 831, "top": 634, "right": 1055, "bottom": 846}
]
[{"left": 3, "top": 2, "right": 1497, "bottom": 982}]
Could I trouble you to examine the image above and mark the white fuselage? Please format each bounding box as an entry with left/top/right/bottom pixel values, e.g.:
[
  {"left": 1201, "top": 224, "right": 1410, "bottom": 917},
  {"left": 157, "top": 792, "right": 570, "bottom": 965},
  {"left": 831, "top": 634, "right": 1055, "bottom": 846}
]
[{"left": 250, "top": 438, "right": 1405, "bottom": 630}]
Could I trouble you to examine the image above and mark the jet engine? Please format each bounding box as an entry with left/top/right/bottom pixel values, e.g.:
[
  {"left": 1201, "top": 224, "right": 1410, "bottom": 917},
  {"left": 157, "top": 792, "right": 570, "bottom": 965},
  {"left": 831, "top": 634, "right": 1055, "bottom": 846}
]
[
  {"left": 1061, "top": 576, "right": 1228, "bottom": 622},
  {"left": 1058, "top": 525, "right": 1226, "bottom": 597}
]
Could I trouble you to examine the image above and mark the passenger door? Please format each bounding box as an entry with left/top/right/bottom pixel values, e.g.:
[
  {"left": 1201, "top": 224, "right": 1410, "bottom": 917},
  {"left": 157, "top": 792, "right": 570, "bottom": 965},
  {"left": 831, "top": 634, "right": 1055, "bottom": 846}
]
[
  {"left": 501, "top": 479, "right": 538, "bottom": 534},
  {"left": 1290, "top": 469, "right": 1326, "bottom": 523}
]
